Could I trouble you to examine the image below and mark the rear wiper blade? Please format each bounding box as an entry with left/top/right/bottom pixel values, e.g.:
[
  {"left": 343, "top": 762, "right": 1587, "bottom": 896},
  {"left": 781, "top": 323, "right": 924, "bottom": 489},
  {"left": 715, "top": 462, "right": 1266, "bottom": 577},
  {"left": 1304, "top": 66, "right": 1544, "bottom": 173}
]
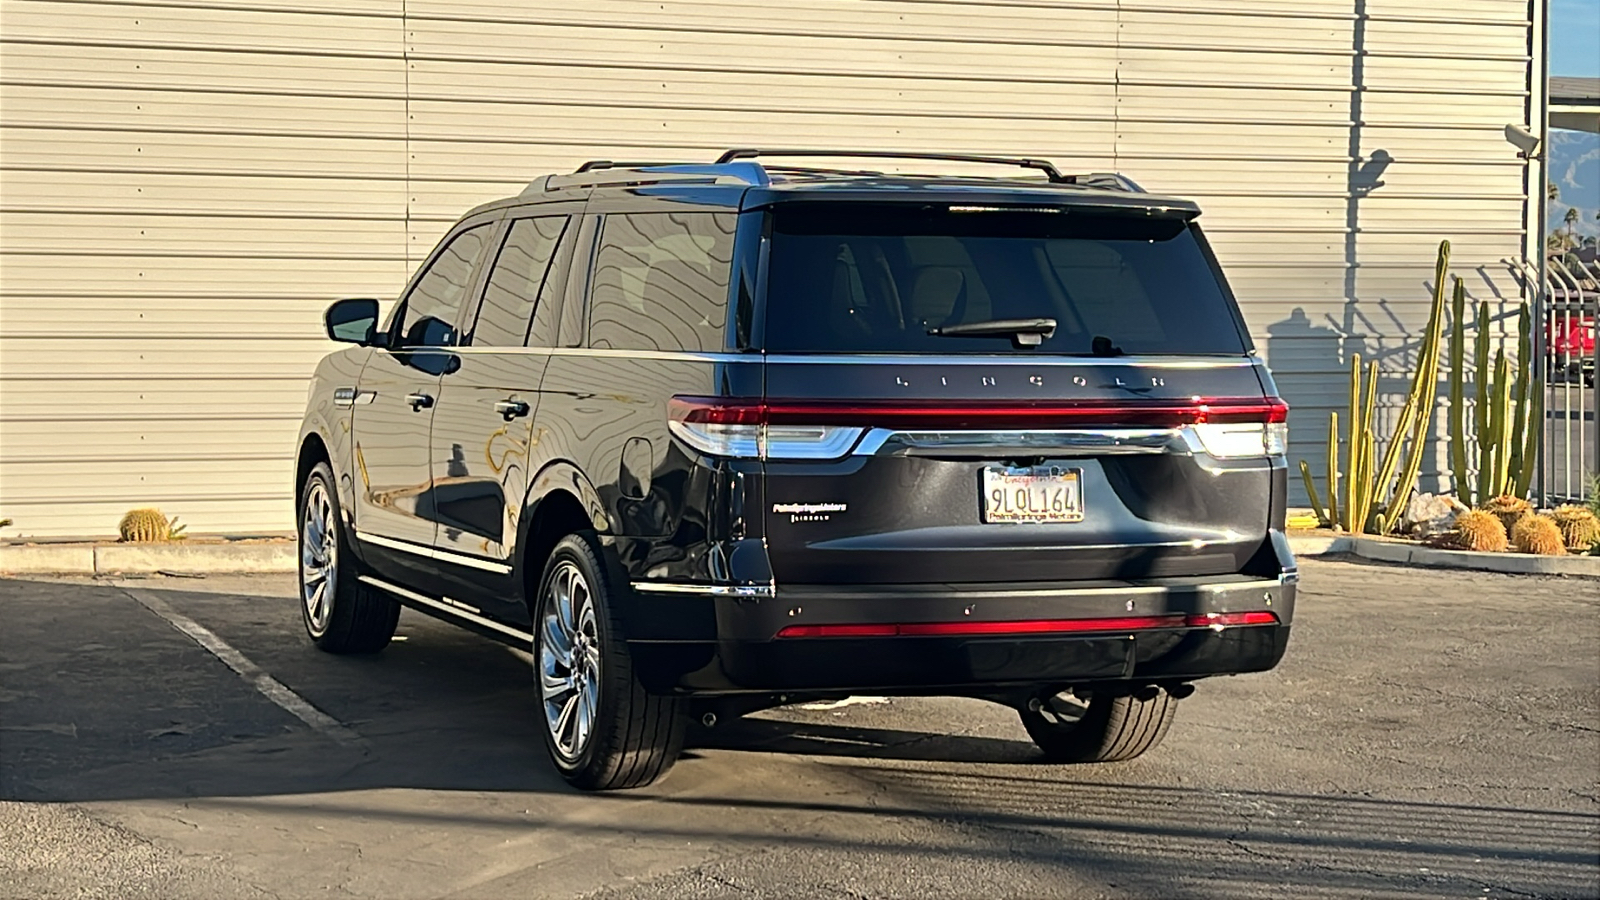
[{"left": 927, "top": 317, "right": 1057, "bottom": 349}]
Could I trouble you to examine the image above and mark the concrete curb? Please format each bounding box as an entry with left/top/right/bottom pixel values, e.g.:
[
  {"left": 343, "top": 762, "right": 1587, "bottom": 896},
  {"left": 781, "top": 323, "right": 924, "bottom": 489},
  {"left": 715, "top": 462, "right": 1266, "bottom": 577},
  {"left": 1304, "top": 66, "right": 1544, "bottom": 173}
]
[
  {"left": 1289, "top": 535, "right": 1600, "bottom": 578},
  {"left": 1, "top": 542, "right": 295, "bottom": 576},
  {"left": 0, "top": 544, "right": 97, "bottom": 576}
]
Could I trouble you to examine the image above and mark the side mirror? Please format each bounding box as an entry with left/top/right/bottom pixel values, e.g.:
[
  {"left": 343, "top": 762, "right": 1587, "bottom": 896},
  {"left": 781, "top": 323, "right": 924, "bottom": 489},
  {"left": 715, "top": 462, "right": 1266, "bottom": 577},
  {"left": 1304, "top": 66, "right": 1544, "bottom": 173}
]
[{"left": 325, "top": 298, "right": 380, "bottom": 345}]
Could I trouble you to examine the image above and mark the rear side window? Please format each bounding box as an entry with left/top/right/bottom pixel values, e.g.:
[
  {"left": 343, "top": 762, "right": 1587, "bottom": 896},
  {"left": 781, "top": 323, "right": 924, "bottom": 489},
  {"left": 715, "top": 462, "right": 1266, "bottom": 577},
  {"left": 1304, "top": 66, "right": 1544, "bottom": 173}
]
[
  {"left": 588, "top": 212, "right": 737, "bottom": 353},
  {"left": 761, "top": 204, "right": 1248, "bottom": 356},
  {"left": 470, "top": 216, "right": 569, "bottom": 347}
]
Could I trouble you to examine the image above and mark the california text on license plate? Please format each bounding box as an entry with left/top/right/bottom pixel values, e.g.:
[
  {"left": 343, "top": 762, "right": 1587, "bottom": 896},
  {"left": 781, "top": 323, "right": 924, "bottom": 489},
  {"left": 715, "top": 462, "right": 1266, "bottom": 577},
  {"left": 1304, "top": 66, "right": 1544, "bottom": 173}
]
[{"left": 981, "top": 466, "right": 1084, "bottom": 524}]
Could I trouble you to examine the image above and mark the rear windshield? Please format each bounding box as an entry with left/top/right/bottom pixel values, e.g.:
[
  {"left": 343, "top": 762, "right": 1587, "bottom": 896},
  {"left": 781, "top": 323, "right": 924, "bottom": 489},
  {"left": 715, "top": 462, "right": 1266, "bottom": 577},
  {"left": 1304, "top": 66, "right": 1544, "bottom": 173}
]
[{"left": 761, "top": 204, "right": 1248, "bottom": 355}]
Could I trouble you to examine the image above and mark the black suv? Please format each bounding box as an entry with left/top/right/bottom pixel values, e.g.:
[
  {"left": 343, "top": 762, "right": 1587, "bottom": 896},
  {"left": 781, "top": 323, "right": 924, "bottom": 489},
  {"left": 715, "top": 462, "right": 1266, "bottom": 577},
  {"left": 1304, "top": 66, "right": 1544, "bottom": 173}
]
[{"left": 296, "top": 150, "right": 1296, "bottom": 790}]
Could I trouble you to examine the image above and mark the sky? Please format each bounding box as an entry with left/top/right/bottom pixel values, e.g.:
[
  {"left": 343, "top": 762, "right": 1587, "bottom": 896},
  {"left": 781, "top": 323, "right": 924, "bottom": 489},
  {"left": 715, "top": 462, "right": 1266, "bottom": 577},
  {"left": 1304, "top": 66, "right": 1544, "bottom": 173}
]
[
  {"left": 1552, "top": 0, "right": 1600, "bottom": 76},
  {"left": 1548, "top": 0, "right": 1599, "bottom": 238}
]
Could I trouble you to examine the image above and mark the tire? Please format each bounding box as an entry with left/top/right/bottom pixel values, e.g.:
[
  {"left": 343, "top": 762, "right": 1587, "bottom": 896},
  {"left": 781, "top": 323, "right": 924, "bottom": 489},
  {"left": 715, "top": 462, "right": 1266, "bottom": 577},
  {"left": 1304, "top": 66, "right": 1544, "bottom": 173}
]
[
  {"left": 1019, "top": 688, "right": 1178, "bottom": 764},
  {"left": 534, "top": 533, "right": 687, "bottom": 790},
  {"left": 537, "top": 528, "right": 688, "bottom": 787},
  {"left": 297, "top": 461, "right": 399, "bottom": 654}
]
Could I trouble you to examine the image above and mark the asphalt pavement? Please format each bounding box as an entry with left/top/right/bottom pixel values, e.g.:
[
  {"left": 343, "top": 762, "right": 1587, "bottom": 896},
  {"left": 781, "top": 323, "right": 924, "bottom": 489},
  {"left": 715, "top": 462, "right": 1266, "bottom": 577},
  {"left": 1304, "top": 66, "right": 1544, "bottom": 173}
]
[{"left": 1, "top": 559, "right": 1596, "bottom": 899}]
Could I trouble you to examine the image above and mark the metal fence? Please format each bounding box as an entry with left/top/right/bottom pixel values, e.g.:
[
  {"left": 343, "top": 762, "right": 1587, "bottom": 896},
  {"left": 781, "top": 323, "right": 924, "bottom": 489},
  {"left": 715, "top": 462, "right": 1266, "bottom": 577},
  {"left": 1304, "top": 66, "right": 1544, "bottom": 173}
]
[{"left": 1515, "top": 252, "right": 1599, "bottom": 505}]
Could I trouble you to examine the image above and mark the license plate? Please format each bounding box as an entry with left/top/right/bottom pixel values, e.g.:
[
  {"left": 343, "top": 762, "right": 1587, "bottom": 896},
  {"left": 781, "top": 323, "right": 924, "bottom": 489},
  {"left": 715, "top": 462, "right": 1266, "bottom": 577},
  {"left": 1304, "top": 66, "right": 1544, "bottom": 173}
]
[{"left": 982, "top": 466, "right": 1083, "bottom": 524}]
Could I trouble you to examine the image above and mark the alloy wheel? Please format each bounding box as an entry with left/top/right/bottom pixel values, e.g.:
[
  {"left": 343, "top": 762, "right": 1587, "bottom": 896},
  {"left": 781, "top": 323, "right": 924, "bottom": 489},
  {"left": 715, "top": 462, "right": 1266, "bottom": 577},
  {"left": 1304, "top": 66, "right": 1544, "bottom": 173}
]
[
  {"left": 540, "top": 560, "right": 602, "bottom": 761},
  {"left": 300, "top": 480, "right": 337, "bottom": 635}
]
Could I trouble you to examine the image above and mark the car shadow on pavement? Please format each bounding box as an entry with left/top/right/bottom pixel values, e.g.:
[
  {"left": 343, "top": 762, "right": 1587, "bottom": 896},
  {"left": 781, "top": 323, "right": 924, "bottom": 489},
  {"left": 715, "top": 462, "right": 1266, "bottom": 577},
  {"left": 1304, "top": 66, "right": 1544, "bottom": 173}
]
[
  {"left": 4, "top": 575, "right": 1597, "bottom": 898},
  {"left": 689, "top": 715, "right": 1042, "bottom": 764}
]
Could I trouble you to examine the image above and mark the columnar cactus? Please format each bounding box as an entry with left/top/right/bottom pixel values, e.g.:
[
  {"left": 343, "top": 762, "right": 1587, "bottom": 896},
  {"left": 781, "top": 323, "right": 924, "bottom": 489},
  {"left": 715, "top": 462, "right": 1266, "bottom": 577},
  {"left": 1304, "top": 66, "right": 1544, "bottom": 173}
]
[
  {"left": 1299, "top": 239, "right": 1542, "bottom": 529},
  {"left": 1300, "top": 240, "right": 1449, "bottom": 533},
  {"left": 1448, "top": 294, "right": 1541, "bottom": 505}
]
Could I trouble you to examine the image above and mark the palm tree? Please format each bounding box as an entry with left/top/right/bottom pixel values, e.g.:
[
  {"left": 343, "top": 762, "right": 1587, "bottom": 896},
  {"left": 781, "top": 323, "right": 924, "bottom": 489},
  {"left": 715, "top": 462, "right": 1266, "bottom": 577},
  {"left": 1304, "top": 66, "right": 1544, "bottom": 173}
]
[{"left": 1565, "top": 206, "right": 1580, "bottom": 240}]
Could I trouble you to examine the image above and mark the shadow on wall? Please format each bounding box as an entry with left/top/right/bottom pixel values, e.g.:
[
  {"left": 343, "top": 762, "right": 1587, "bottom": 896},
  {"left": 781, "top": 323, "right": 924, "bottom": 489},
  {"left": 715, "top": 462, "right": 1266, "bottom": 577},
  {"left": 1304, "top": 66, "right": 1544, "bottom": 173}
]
[{"left": 1268, "top": 282, "right": 1527, "bottom": 507}]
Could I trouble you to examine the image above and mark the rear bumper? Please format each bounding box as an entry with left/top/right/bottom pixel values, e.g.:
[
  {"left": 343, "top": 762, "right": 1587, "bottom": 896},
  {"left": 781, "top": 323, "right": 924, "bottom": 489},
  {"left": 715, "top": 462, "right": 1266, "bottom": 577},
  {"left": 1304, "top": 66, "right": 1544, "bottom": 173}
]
[{"left": 626, "top": 573, "right": 1295, "bottom": 694}]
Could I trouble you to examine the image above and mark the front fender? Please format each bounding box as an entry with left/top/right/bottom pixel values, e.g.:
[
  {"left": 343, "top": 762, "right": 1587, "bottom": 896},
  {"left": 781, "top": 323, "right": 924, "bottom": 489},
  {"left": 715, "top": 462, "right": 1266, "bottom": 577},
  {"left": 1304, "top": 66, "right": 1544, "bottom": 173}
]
[{"left": 297, "top": 348, "right": 370, "bottom": 533}]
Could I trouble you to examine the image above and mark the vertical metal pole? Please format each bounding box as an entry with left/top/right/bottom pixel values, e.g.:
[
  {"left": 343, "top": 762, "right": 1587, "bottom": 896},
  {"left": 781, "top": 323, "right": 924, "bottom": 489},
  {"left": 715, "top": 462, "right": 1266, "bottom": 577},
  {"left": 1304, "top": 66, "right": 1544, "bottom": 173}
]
[{"left": 1531, "top": 0, "right": 1551, "bottom": 506}]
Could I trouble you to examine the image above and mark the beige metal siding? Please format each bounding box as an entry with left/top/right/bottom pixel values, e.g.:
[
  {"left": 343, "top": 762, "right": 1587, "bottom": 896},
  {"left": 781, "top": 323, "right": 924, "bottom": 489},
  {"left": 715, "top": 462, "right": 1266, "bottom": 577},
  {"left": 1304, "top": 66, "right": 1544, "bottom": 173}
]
[{"left": 0, "top": 0, "right": 1535, "bottom": 538}]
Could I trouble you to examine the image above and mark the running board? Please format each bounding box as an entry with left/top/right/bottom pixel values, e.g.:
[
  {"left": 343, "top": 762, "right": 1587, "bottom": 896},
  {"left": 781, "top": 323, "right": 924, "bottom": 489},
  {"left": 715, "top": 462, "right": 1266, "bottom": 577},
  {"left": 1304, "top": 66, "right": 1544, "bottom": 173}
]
[{"left": 358, "top": 575, "right": 533, "bottom": 645}]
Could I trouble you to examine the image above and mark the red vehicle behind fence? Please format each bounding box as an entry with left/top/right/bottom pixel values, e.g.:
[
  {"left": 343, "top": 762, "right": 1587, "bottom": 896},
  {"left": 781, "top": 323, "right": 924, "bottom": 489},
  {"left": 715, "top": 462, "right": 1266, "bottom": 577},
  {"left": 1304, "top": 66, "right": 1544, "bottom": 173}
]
[{"left": 1547, "top": 310, "right": 1596, "bottom": 386}]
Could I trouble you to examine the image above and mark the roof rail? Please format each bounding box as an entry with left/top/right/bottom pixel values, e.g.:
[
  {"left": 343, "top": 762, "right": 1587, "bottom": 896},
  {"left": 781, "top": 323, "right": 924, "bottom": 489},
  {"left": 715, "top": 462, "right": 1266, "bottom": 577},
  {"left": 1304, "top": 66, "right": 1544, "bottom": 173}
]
[
  {"left": 542, "top": 161, "right": 770, "bottom": 192},
  {"left": 716, "top": 148, "right": 1070, "bottom": 183},
  {"left": 1069, "top": 172, "right": 1146, "bottom": 193},
  {"left": 575, "top": 159, "right": 686, "bottom": 173},
  {"left": 524, "top": 153, "right": 1145, "bottom": 197}
]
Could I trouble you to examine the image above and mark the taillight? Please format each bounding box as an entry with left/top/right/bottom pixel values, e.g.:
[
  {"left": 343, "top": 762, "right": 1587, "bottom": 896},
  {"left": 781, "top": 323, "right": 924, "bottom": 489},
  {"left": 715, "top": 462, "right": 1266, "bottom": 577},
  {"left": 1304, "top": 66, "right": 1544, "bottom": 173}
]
[
  {"left": 667, "top": 396, "right": 1290, "bottom": 460},
  {"left": 1192, "top": 397, "right": 1288, "bottom": 459},
  {"left": 667, "top": 398, "right": 865, "bottom": 459}
]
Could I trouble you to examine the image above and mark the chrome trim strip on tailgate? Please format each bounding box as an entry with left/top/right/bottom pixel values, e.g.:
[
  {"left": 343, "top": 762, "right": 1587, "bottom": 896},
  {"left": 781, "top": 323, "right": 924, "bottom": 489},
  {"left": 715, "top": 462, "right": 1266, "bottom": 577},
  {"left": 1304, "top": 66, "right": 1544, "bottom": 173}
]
[
  {"left": 764, "top": 354, "right": 1256, "bottom": 368},
  {"left": 854, "top": 427, "right": 1193, "bottom": 457},
  {"left": 532, "top": 348, "right": 1257, "bottom": 368}
]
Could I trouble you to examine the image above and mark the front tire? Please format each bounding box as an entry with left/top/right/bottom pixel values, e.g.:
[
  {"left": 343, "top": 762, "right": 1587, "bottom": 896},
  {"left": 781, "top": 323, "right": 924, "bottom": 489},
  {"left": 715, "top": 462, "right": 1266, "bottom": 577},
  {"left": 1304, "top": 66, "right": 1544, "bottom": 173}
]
[
  {"left": 298, "top": 461, "right": 399, "bottom": 654},
  {"left": 1019, "top": 688, "right": 1178, "bottom": 763},
  {"left": 535, "top": 533, "right": 686, "bottom": 790}
]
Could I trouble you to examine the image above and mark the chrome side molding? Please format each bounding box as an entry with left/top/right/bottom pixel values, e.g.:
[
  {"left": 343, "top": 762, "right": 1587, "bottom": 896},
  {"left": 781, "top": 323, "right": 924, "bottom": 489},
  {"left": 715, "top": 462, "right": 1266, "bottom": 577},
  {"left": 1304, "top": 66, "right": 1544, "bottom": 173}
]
[
  {"left": 358, "top": 575, "right": 533, "bottom": 643},
  {"left": 355, "top": 531, "right": 514, "bottom": 575}
]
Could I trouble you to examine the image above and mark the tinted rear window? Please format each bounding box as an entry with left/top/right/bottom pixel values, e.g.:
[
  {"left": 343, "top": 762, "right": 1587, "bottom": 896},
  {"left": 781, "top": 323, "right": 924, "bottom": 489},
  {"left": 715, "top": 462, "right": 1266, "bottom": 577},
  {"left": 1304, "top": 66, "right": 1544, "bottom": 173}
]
[
  {"left": 588, "top": 212, "right": 737, "bottom": 353},
  {"left": 761, "top": 204, "right": 1247, "bottom": 355}
]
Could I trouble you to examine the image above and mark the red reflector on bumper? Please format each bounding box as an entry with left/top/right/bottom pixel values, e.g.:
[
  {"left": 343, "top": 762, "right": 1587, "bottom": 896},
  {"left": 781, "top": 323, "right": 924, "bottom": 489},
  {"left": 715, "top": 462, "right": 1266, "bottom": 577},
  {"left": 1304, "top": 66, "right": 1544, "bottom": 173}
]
[
  {"left": 1184, "top": 611, "right": 1280, "bottom": 627},
  {"left": 775, "top": 611, "right": 1279, "bottom": 639},
  {"left": 774, "top": 623, "right": 898, "bottom": 638}
]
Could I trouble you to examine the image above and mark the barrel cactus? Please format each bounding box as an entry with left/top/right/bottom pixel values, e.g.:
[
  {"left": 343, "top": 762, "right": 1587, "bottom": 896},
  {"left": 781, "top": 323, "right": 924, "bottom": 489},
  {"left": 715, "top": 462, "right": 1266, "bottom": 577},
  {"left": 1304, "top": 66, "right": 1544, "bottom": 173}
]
[
  {"left": 1450, "top": 509, "right": 1508, "bottom": 552},
  {"left": 1551, "top": 505, "right": 1600, "bottom": 552},
  {"left": 1511, "top": 514, "right": 1566, "bottom": 556},
  {"left": 118, "top": 508, "right": 185, "bottom": 542},
  {"left": 1480, "top": 494, "right": 1532, "bottom": 535}
]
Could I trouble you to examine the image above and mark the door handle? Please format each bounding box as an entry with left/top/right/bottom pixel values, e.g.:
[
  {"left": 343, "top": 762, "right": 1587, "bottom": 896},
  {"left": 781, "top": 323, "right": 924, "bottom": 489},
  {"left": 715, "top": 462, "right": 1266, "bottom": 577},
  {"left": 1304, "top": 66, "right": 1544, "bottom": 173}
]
[
  {"left": 494, "top": 399, "right": 531, "bottom": 421},
  {"left": 406, "top": 391, "right": 434, "bottom": 411}
]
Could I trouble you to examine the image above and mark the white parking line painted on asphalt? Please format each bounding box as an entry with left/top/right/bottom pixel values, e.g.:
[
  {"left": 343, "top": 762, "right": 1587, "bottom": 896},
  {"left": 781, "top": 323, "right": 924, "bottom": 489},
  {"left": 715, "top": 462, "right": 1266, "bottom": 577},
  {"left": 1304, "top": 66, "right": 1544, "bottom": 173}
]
[{"left": 118, "top": 585, "right": 365, "bottom": 749}]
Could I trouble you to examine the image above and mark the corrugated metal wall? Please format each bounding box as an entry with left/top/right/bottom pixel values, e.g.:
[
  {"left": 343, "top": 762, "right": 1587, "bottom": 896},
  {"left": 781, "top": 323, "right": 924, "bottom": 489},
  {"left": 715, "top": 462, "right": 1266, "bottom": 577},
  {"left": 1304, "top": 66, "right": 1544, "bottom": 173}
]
[{"left": 0, "top": 0, "right": 1535, "bottom": 538}]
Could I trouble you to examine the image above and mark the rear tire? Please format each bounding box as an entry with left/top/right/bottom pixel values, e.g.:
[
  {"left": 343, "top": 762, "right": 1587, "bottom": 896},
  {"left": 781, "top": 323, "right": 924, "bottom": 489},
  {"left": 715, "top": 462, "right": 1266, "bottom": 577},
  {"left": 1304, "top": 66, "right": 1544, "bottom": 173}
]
[
  {"left": 1019, "top": 688, "right": 1178, "bottom": 763},
  {"left": 298, "top": 461, "right": 399, "bottom": 654},
  {"left": 534, "top": 532, "right": 686, "bottom": 790}
]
